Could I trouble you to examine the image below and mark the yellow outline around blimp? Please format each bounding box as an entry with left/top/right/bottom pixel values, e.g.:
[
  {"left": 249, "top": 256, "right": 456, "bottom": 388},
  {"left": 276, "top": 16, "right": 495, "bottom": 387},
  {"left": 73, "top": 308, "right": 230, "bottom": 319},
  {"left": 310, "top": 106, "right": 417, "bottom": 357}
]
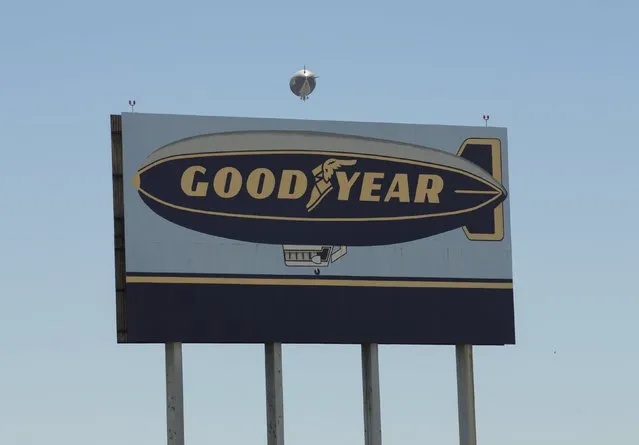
[{"left": 132, "top": 149, "right": 505, "bottom": 223}]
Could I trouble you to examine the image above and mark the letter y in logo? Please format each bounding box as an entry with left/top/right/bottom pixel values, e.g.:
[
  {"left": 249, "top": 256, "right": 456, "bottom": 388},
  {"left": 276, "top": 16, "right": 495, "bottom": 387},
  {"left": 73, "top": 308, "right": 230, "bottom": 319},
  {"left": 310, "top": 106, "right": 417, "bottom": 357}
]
[{"left": 305, "top": 158, "right": 357, "bottom": 212}]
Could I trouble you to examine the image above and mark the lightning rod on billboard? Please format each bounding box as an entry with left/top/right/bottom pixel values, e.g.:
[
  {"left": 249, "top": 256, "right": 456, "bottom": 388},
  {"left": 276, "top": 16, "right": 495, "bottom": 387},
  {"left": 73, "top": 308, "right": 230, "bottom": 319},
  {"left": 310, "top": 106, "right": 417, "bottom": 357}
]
[{"left": 289, "top": 66, "right": 318, "bottom": 101}]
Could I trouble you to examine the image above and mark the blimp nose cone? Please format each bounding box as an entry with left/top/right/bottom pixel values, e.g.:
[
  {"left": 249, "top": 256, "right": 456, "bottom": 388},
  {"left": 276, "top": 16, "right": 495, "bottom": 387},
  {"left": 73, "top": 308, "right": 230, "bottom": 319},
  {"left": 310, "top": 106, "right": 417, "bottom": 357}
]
[{"left": 131, "top": 172, "right": 141, "bottom": 190}]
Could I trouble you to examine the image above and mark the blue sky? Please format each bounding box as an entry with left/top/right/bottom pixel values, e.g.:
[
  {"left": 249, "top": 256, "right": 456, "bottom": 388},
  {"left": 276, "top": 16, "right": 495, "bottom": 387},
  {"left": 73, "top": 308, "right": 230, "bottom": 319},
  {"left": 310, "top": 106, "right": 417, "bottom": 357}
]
[{"left": 1, "top": 0, "right": 638, "bottom": 444}]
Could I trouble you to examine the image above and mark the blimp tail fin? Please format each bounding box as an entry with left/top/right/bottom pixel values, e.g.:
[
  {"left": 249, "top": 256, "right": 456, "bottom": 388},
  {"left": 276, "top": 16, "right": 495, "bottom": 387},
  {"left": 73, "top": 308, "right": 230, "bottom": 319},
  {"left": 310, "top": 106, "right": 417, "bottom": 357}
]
[{"left": 456, "top": 138, "right": 505, "bottom": 241}]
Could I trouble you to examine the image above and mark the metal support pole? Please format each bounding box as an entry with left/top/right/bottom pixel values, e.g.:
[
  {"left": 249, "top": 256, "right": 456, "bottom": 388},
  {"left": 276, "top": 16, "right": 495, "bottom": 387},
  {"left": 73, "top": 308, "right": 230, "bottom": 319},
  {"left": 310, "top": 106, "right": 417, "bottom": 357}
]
[
  {"left": 455, "top": 344, "right": 477, "bottom": 445},
  {"left": 265, "top": 343, "right": 285, "bottom": 445},
  {"left": 362, "top": 343, "right": 382, "bottom": 445},
  {"left": 165, "top": 342, "right": 185, "bottom": 445}
]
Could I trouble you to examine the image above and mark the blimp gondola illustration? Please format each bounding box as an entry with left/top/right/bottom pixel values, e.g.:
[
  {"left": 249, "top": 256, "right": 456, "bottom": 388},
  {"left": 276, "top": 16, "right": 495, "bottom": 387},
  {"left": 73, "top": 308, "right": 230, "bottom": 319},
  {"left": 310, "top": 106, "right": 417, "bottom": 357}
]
[{"left": 132, "top": 131, "right": 507, "bottom": 273}]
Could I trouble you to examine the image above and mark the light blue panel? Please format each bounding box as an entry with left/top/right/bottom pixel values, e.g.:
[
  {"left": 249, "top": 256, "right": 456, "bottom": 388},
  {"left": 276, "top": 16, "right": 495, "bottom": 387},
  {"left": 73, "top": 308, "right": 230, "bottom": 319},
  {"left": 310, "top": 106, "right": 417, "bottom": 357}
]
[{"left": 121, "top": 112, "right": 512, "bottom": 279}]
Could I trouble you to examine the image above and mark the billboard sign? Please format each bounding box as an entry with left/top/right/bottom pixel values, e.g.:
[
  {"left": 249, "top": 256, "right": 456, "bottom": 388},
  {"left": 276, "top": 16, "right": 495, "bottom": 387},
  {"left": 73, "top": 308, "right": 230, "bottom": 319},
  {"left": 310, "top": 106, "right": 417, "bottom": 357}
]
[{"left": 111, "top": 113, "right": 515, "bottom": 345}]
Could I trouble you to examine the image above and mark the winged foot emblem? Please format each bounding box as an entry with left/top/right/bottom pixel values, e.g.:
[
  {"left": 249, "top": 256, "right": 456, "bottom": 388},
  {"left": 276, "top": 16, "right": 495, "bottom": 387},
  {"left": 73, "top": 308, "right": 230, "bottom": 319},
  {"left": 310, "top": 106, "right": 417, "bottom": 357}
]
[{"left": 305, "top": 158, "right": 357, "bottom": 212}]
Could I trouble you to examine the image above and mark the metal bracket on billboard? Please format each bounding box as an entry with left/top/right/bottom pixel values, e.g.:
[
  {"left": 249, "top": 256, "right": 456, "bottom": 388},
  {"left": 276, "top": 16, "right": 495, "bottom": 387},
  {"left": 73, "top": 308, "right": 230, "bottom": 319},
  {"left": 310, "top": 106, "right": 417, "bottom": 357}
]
[
  {"left": 456, "top": 344, "right": 477, "bottom": 445},
  {"left": 165, "top": 342, "right": 185, "bottom": 445}
]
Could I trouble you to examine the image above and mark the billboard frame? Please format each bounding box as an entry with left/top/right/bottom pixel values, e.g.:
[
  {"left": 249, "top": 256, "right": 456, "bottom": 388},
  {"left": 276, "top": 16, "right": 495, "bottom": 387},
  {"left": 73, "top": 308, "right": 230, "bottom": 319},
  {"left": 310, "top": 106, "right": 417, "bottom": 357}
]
[
  {"left": 111, "top": 114, "right": 127, "bottom": 342},
  {"left": 109, "top": 112, "right": 510, "bottom": 445},
  {"left": 110, "top": 113, "right": 514, "bottom": 346}
]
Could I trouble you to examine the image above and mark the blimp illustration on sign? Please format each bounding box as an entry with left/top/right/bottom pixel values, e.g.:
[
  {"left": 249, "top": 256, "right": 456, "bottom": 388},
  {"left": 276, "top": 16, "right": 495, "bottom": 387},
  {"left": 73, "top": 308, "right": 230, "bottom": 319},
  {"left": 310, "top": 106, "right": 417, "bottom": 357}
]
[{"left": 132, "top": 131, "right": 508, "bottom": 274}]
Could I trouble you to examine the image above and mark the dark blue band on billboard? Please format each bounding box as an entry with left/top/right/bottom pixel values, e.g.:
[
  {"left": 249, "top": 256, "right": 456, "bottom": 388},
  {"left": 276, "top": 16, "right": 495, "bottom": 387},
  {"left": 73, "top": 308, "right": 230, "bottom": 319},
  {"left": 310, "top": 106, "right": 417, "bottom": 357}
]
[{"left": 124, "top": 276, "right": 515, "bottom": 345}]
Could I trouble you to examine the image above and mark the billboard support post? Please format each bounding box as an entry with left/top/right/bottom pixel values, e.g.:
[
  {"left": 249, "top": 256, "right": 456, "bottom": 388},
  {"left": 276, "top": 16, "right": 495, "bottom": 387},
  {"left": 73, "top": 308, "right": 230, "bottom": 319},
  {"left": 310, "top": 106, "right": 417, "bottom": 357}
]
[
  {"left": 165, "top": 342, "right": 185, "bottom": 445},
  {"left": 362, "top": 343, "right": 382, "bottom": 445},
  {"left": 265, "top": 342, "right": 285, "bottom": 445},
  {"left": 455, "top": 344, "right": 477, "bottom": 445}
]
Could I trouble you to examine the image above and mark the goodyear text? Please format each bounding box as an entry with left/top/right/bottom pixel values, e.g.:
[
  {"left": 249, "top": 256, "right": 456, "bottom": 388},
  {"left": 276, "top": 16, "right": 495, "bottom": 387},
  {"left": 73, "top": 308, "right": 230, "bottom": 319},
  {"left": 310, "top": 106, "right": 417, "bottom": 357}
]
[{"left": 179, "top": 164, "right": 445, "bottom": 209}]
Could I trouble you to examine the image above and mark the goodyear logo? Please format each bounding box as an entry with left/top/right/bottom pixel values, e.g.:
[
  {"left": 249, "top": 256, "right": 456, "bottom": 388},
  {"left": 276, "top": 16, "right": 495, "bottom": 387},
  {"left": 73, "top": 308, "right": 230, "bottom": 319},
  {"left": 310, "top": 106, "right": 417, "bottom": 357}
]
[{"left": 132, "top": 132, "right": 508, "bottom": 246}]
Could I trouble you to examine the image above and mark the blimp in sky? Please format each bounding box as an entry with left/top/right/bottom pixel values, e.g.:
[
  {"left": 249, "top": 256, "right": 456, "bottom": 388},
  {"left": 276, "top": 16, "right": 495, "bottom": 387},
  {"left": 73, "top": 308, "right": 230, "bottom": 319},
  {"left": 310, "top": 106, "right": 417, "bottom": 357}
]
[{"left": 289, "top": 66, "right": 317, "bottom": 101}]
